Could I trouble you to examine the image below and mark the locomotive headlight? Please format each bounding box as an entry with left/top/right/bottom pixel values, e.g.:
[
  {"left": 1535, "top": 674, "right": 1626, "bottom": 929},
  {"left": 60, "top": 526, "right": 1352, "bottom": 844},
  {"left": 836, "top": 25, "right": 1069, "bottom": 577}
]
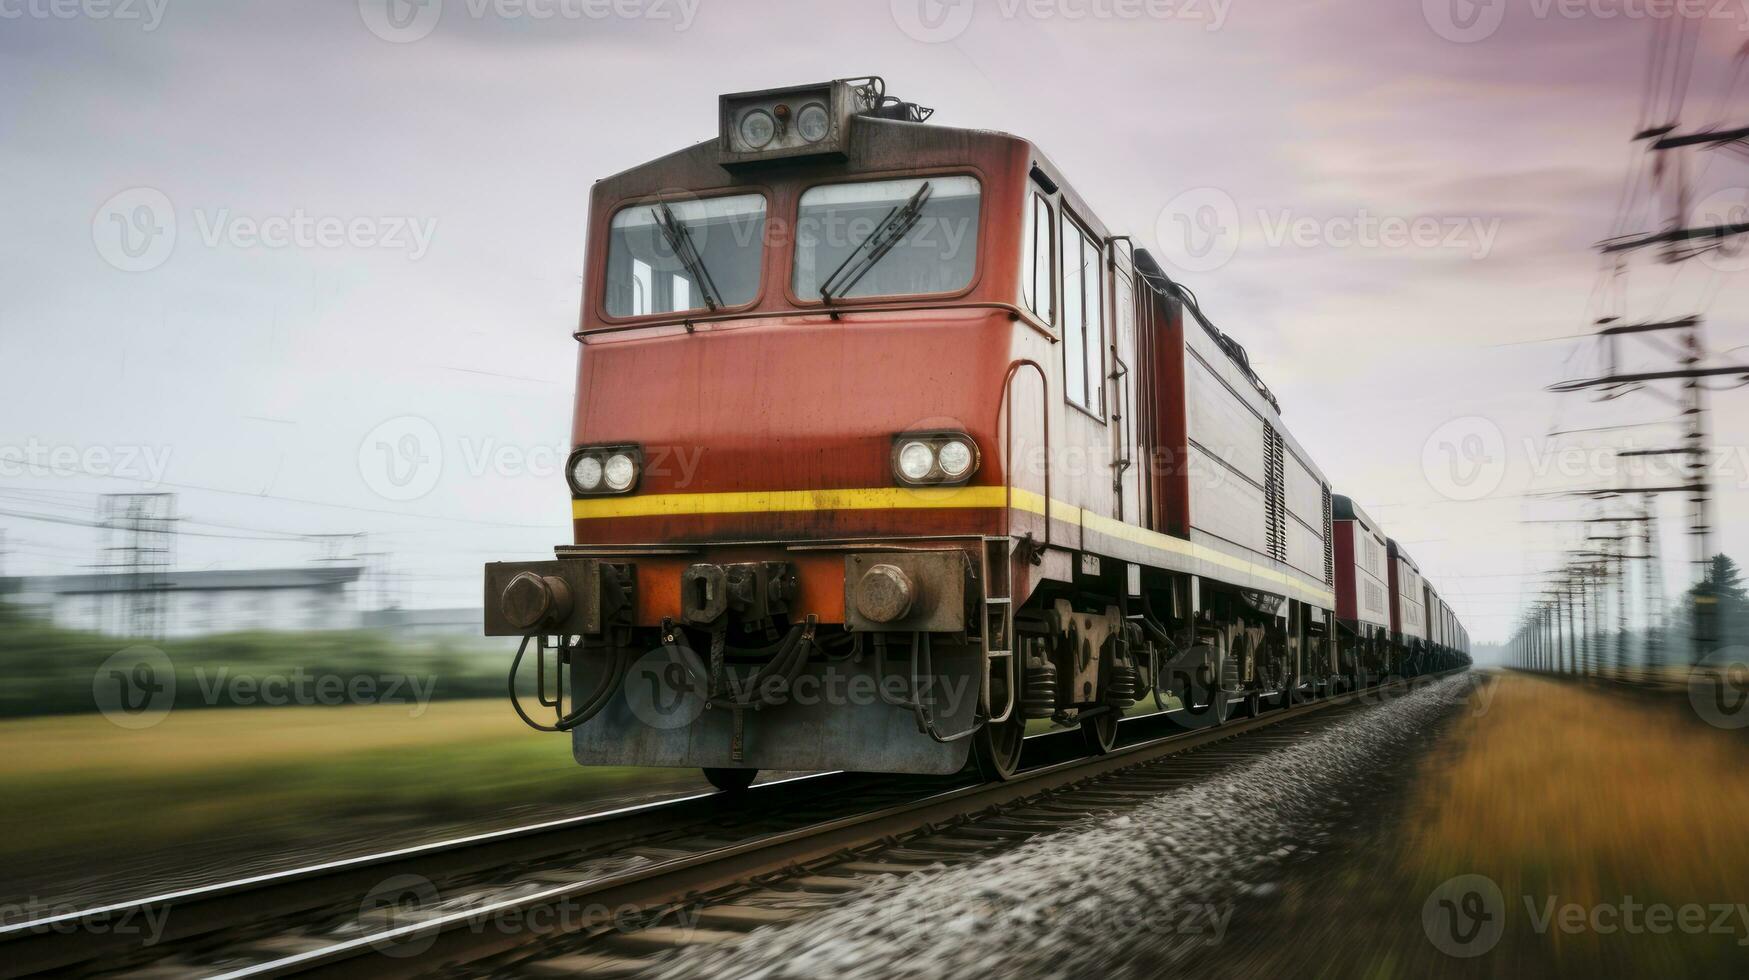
[
  {"left": 572, "top": 455, "right": 603, "bottom": 492},
  {"left": 795, "top": 102, "right": 831, "bottom": 143},
  {"left": 892, "top": 432, "right": 979, "bottom": 487},
  {"left": 937, "top": 439, "right": 974, "bottom": 479},
  {"left": 603, "top": 453, "right": 637, "bottom": 491},
  {"left": 738, "top": 109, "right": 777, "bottom": 149},
  {"left": 897, "top": 441, "right": 936, "bottom": 482},
  {"left": 567, "top": 444, "right": 642, "bottom": 496}
]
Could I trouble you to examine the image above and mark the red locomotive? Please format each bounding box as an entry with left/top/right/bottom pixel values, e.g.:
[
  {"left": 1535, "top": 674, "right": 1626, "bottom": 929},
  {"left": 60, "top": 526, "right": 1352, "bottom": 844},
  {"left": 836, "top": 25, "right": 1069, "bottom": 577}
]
[{"left": 484, "top": 77, "right": 1470, "bottom": 788}]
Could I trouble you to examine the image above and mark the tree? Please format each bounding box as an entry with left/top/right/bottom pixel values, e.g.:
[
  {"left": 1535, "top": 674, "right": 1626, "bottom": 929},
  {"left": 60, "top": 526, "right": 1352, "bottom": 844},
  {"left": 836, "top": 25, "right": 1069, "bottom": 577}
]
[{"left": 1692, "top": 554, "right": 1748, "bottom": 603}]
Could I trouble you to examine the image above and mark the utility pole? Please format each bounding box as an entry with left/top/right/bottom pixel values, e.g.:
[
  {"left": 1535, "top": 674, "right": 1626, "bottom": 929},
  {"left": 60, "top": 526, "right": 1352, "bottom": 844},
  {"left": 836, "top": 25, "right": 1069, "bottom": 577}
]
[
  {"left": 1549, "top": 318, "right": 1748, "bottom": 664},
  {"left": 96, "top": 493, "right": 177, "bottom": 639}
]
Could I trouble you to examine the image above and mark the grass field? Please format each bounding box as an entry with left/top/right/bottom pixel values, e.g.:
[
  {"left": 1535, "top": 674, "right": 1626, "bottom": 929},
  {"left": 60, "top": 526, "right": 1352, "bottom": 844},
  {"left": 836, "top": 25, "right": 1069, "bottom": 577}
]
[
  {"left": 1, "top": 699, "right": 707, "bottom": 891},
  {"left": 1398, "top": 672, "right": 1749, "bottom": 974}
]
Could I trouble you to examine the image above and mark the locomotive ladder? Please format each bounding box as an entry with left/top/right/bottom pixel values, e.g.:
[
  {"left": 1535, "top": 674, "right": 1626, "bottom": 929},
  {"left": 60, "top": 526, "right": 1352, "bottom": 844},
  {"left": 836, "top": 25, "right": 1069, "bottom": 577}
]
[{"left": 981, "top": 536, "right": 1017, "bottom": 726}]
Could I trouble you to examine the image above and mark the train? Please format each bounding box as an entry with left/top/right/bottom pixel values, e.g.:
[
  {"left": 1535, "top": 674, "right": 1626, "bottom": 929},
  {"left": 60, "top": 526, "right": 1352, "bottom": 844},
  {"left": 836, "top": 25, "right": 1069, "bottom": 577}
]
[{"left": 483, "top": 76, "right": 1471, "bottom": 789}]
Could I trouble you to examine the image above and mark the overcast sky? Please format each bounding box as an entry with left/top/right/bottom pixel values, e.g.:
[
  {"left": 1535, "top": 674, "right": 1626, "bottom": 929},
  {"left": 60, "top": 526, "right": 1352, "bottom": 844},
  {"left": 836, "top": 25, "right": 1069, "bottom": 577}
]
[{"left": 3, "top": 0, "right": 1746, "bottom": 644}]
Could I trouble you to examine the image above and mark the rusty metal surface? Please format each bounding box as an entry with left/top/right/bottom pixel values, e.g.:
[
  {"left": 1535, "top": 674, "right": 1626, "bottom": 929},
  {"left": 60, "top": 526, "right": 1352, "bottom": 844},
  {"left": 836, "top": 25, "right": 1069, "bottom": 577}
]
[
  {"left": 842, "top": 550, "right": 968, "bottom": 632},
  {"left": 483, "top": 559, "right": 602, "bottom": 636},
  {"left": 569, "top": 648, "right": 979, "bottom": 774}
]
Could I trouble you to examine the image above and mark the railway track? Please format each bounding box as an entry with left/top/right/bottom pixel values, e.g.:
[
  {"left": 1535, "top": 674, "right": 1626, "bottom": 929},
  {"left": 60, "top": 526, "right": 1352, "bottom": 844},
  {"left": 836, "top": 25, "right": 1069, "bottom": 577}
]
[{"left": 1, "top": 675, "right": 1456, "bottom": 979}]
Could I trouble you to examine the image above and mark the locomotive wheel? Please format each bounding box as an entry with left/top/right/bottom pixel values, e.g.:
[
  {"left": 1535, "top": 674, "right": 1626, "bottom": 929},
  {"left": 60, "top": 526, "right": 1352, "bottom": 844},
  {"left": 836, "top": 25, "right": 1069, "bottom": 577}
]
[
  {"left": 1080, "top": 708, "right": 1119, "bottom": 754},
  {"left": 974, "top": 712, "right": 1027, "bottom": 781},
  {"left": 703, "top": 767, "right": 758, "bottom": 793}
]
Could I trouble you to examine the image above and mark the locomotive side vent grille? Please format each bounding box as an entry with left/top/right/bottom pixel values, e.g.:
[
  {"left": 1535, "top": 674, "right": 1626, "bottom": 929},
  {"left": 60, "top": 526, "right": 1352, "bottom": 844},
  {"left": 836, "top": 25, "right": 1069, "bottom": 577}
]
[
  {"left": 1263, "top": 424, "right": 1287, "bottom": 564},
  {"left": 1321, "top": 483, "right": 1334, "bottom": 586}
]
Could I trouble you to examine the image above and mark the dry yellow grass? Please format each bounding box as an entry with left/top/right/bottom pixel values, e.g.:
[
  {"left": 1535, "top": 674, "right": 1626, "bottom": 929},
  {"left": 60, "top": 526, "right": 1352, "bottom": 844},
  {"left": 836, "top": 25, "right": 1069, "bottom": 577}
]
[
  {"left": 1397, "top": 672, "right": 1749, "bottom": 973},
  {"left": 1404, "top": 673, "right": 1749, "bottom": 904}
]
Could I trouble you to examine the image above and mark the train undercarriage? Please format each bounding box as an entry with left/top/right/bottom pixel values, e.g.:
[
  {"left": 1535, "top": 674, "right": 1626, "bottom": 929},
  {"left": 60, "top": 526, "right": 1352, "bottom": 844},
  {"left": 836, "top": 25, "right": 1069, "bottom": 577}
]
[{"left": 489, "top": 535, "right": 1438, "bottom": 786}]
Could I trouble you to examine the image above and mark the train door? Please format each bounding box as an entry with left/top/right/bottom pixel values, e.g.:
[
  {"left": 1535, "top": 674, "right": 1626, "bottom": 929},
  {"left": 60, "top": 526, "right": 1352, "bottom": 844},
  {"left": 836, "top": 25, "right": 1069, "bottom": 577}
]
[
  {"left": 1134, "top": 255, "right": 1188, "bottom": 537},
  {"left": 1108, "top": 240, "right": 1141, "bottom": 523}
]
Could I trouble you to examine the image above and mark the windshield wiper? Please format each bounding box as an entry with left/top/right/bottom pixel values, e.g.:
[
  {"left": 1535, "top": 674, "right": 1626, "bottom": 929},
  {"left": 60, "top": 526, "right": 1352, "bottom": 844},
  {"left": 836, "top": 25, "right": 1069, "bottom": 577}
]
[
  {"left": 818, "top": 181, "right": 933, "bottom": 304},
  {"left": 653, "top": 199, "right": 723, "bottom": 311}
]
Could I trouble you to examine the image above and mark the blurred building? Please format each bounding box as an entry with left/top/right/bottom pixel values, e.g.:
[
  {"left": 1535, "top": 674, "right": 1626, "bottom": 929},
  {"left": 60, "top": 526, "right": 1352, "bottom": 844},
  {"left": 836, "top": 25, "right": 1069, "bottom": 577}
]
[
  {"left": 0, "top": 565, "right": 363, "bottom": 637},
  {"left": 361, "top": 606, "right": 487, "bottom": 639}
]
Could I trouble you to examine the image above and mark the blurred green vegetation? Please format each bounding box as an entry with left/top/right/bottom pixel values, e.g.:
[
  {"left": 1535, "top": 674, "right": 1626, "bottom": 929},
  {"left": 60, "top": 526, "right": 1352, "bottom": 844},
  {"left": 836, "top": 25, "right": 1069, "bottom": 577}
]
[
  {"left": 0, "top": 602, "right": 515, "bottom": 719},
  {"left": 0, "top": 698, "right": 707, "bottom": 882}
]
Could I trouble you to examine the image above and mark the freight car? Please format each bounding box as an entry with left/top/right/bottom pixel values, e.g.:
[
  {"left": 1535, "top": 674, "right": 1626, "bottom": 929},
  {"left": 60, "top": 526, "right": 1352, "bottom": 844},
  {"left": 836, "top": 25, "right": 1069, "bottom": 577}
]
[{"left": 482, "top": 77, "right": 1470, "bottom": 787}]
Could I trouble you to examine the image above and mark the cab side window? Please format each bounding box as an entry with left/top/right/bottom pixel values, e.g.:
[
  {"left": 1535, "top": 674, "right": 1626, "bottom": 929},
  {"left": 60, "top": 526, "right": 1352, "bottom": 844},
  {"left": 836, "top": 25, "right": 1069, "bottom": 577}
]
[
  {"left": 1021, "top": 193, "right": 1054, "bottom": 324},
  {"left": 1061, "top": 214, "right": 1104, "bottom": 414}
]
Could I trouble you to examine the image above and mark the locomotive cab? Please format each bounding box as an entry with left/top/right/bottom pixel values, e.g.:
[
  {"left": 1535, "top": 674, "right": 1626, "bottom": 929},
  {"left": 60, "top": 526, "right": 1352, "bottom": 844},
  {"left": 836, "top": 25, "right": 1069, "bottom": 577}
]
[{"left": 486, "top": 77, "right": 1048, "bottom": 781}]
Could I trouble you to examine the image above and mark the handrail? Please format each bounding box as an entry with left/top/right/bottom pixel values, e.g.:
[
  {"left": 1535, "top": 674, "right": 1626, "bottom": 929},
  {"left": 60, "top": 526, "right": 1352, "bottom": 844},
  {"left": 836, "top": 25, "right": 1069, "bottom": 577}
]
[{"left": 1000, "top": 358, "right": 1051, "bottom": 552}]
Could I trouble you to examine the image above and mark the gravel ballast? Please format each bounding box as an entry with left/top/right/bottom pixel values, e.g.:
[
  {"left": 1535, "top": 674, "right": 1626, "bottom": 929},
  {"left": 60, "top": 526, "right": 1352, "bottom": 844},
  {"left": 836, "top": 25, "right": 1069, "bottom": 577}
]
[{"left": 639, "top": 676, "right": 1473, "bottom": 980}]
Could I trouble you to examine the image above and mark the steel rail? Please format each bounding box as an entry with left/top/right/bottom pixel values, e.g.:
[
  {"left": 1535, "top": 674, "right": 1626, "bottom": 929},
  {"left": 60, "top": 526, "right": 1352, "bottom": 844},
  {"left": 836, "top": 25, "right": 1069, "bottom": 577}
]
[
  {"left": 222, "top": 674, "right": 1459, "bottom": 980},
  {"left": 0, "top": 769, "right": 860, "bottom": 976}
]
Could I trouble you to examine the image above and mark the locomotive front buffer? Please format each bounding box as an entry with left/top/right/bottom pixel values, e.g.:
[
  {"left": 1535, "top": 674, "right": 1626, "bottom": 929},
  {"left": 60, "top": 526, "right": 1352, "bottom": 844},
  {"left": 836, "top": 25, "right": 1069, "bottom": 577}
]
[{"left": 484, "top": 545, "right": 994, "bottom": 779}]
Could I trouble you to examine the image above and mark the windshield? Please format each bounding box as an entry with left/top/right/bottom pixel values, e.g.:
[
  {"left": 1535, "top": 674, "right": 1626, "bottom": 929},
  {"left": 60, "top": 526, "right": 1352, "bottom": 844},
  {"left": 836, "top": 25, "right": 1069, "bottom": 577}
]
[
  {"left": 605, "top": 193, "right": 766, "bottom": 317},
  {"left": 792, "top": 176, "right": 981, "bottom": 301}
]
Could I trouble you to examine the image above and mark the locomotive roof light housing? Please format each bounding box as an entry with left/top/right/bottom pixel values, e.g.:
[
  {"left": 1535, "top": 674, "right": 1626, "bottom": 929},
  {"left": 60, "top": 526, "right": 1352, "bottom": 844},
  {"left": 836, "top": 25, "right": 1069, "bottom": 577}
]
[
  {"left": 567, "top": 444, "right": 643, "bottom": 497},
  {"left": 718, "top": 78, "right": 880, "bottom": 168},
  {"left": 890, "top": 431, "right": 980, "bottom": 488}
]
